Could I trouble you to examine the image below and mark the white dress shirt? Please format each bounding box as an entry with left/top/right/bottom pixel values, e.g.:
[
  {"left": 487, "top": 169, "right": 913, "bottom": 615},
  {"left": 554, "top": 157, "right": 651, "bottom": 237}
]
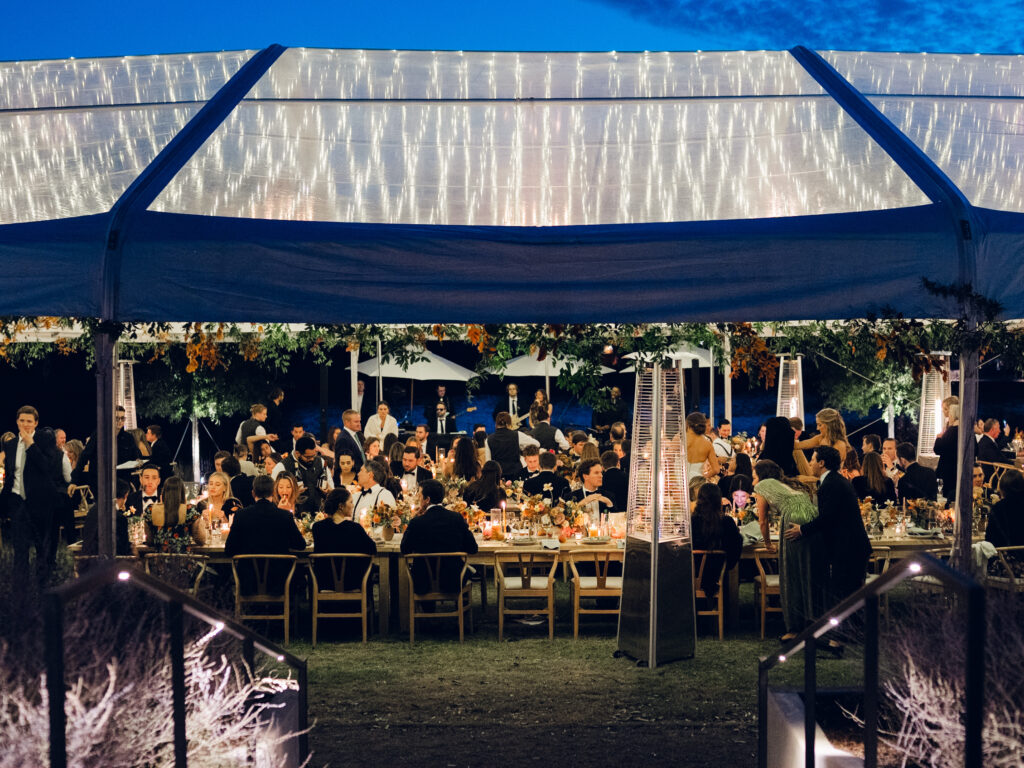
[
  {"left": 12, "top": 433, "right": 32, "bottom": 498},
  {"left": 353, "top": 484, "right": 397, "bottom": 517},
  {"left": 713, "top": 437, "right": 734, "bottom": 459}
]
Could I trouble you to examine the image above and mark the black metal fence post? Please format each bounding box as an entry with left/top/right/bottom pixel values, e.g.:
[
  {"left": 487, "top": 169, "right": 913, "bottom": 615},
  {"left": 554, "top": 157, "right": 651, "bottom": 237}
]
[
  {"left": 757, "top": 665, "right": 768, "bottom": 768},
  {"left": 45, "top": 593, "right": 67, "bottom": 768},
  {"left": 298, "top": 662, "right": 309, "bottom": 762},
  {"left": 863, "top": 595, "right": 879, "bottom": 768},
  {"left": 804, "top": 635, "right": 816, "bottom": 768},
  {"left": 964, "top": 585, "right": 986, "bottom": 768},
  {"left": 167, "top": 601, "right": 188, "bottom": 768}
]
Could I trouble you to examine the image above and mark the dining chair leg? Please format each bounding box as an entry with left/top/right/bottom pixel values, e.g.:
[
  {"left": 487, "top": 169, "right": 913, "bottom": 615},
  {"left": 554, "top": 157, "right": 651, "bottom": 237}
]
[
  {"left": 573, "top": 588, "right": 580, "bottom": 639},
  {"left": 311, "top": 596, "right": 318, "bottom": 649},
  {"left": 458, "top": 599, "right": 465, "bottom": 643},
  {"left": 361, "top": 596, "right": 368, "bottom": 644},
  {"left": 759, "top": 589, "right": 766, "bottom": 640},
  {"left": 409, "top": 597, "right": 415, "bottom": 646},
  {"left": 548, "top": 593, "right": 554, "bottom": 640},
  {"left": 718, "top": 592, "right": 724, "bottom": 640},
  {"left": 284, "top": 595, "right": 290, "bottom": 646},
  {"left": 498, "top": 593, "right": 504, "bottom": 640}
]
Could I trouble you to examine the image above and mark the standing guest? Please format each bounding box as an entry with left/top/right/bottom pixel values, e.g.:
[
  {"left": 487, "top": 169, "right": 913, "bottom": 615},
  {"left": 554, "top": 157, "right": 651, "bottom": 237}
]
[
  {"left": 365, "top": 401, "right": 400, "bottom": 443},
  {"left": 145, "top": 424, "right": 173, "bottom": 479},
  {"left": 234, "top": 443, "right": 259, "bottom": 476},
  {"left": 571, "top": 458, "right": 613, "bottom": 519},
  {"left": 265, "top": 387, "right": 286, "bottom": 452},
  {"left": 145, "top": 476, "right": 207, "bottom": 553},
  {"left": 796, "top": 408, "right": 851, "bottom": 463},
  {"left": 197, "top": 470, "right": 242, "bottom": 525},
  {"left": 463, "top": 460, "right": 507, "bottom": 511},
  {"left": 487, "top": 412, "right": 540, "bottom": 479},
  {"left": 933, "top": 402, "right": 960, "bottom": 496},
  {"left": 126, "top": 463, "right": 163, "bottom": 520},
  {"left": 852, "top": 452, "right": 897, "bottom": 504},
  {"left": 351, "top": 462, "right": 397, "bottom": 520},
  {"left": 401, "top": 479, "right": 478, "bottom": 593},
  {"left": 785, "top": 446, "right": 871, "bottom": 655},
  {"left": 312, "top": 487, "right": 377, "bottom": 590},
  {"left": 691, "top": 484, "right": 743, "bottom": 597},
  {"left": 895, "top": 442, "right": 938, "bottom": 501},
  {"left": 394, "top": 446, "right": 431, "bottom": 496},
  {"left": 450, "top": 434, "right": 481, "bottom": 481},
  {"left": 334, "top": 409, "right": 366, "bottom": 473},
  {"left": 685, "top": 412, "right": 721, "bottom": 481},
  {"left": 713, "top": 420, "right": 735, "bottom": 460},
  {"left": 354, "top": 379, "right": 374, "bottom": 424},
  {"left": 599, "top": 450, "right": 629, "bottom": 512},
  {"left": 82, "top": 478, "right": 131, "bottom": 556},
  {"left": 76, "top": 405, "right": 139, "bottom": 490},
  {"left": 986, "top": 469, "right": 1024, "bottom": 547},
  {"left": 222, "top": 456, "right": 254, "bottom": 506},
  {"left": 423, "top": 384, "right": 453, "bottom": 423},
  {"left": 1, "top": 406, "right": 61, "bottom": 581},
  {"left": 528, "top": 406, "right": 570, "bottom": 451},
  {"left": 285, "top": 423, "right": 307, "bottom": 455},
  {"left": 977, "top": 418, "right": 1014, "bottom": 481},
  {"left": 753, "top": 459, "right": 826, "bottom": 643},
  {"left": 760, "top": 416, "right": 799, "bottom": 477},
  {"left": 334, "top": 453, "right": 358, "bottom": 487},
  {"left": 273, "top": 473, "right": 300, "bottom": 517},
  {"left": 494, "top": 383, "right": 526, "bottom": 427},
  {"left": 524, "top": 451, "right": 571, "bottom": 501},
  {"left": 840, "top": 450, "right": 862, "bottom": 481},
  {"left": 224, "top": 475, "right": 306, "bottom": 596},
  {"left": 235, "top": 404, "right": 278, "bottom": 458}
]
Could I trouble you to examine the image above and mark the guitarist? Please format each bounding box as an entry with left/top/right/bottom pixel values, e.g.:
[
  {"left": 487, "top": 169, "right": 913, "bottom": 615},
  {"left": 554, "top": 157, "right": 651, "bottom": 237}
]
[
  {"left": 422, "top": 384, "right": 453, "bottom": 423},
  {"left": 493, "top": 383, "right": 526, "bottom": 430}
]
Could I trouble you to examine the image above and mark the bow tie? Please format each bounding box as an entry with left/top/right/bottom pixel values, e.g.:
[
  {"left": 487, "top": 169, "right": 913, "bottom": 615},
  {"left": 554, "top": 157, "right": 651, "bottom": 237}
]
[{"left": 143, "top": 495, "right": 157, "bottom": 502}]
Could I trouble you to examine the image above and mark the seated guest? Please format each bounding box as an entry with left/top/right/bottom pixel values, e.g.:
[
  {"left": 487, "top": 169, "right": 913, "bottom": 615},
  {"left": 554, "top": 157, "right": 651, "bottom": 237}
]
[
  {"left": 690, "top": 484, "right": 743, "bottom": 597},
  {"left": 273, "top": 473, "right": 300, "bottom": 517},
  {"left": 599, "top": 450, "right": 629, "bottom": 511},
  {"left": 145, "top": 476, "right": 207, "bottom": 554},
  {"left": 852, "top": 452, "right": 897, "bottom": 505},
  {"left": 393, "top": 446, "right": 431, "bottom": 496},
  {"left": 527, "top": 406, "right": 570, "bottom": 451},
  {"left": 282, "top": 436, "right": 334, "bottom": 514},
  {"left": 352, "top": 461, "right": 397, "bottom": 519},
  {"left": 222, "top": 456, "right": 254, "bottom": 506},
  {"left": 145, "top": 424, "right": 173, "bottom": 479},
  {"left": 264, "top": 452, "right": 285, "bottom": 481},
  {"left": 364, "top": 401, "right": 400, "bottom": 443},
  {"left": 234, "top": 443, "right": 258, "bottom": 476},
  {"left": 413, "top": 424, "right": 432, "bottom": 461},
  {"left": 987, "top": 469, "right": 1024, "bottom": 548},
  {"left": 571, "top": 458, "right": 613, "bottom": 518},
  {"left": 861, "top": 434, "right": 881, "bottom": 455},
  {"left": 727, "top": 474, "right": 753, "bottom": 513},
  {"left": 524, "top": 451, "right": 571, "bottom": 501},
  {"left": 463, "top": 460, "right": 507, "bottom": 511},
  {"left": 82, "top": 478, "right": 131, "bottom": 556},
  {"left": 365, "top": 436, "right": 383, "bottom": 463},
  {"left": 450, "top": 435, "right": 481, "bottom": 481},
  {"left": 224, "top": 475, "right": 307, "bottom": 593},
  {"left": 433, "top": 402, "right": 458, "bottom": 437},
  {"left": 718, "top": 453, "right": 753, "bottom": 498},
  {"left": 516, "top": 444, "right": 542, "bottom": 482},
  {"left": 840, "top": 449, "right": 862, "bottom": 480},
  {"left": 486, "top": 412, "right": 539, "bottom": 479},
  {"left": 335, "top": 452, "right": 357, "bottom": 487},
  {"left": 401, "top": 479, "right": 479, "bottom": 593},
  {"left": 285, "top": 423, "right": 307, "bottom": 456},
  {"left": 126, "top": 463, "right": 163, "bottom": 520},
  {"left": 896, "top": 442, "right": 938, "bottom": 501},
  {"left": 197, "top": 470, "right": 242, "bottom": 525},
  {"left": 213, "top": 450, "right": 231, "bottom": 474},
  {"left": 371, "top": 456, "right": 404, "bottom": 500},
  {"left": 977, "top": 418, "right": 1014, "bottom": 481},
  {"left": 312, "top": 487, "right": 377, "bottom": 590},
  {"left": 569, "top": 431, "right": 590, "bottom": 461}
]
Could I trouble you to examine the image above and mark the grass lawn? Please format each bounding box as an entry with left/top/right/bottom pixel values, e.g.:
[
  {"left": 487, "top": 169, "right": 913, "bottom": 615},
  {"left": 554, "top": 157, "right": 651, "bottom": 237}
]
[{"left": 272, "top": 581, "right": 865, "bottom": 767}]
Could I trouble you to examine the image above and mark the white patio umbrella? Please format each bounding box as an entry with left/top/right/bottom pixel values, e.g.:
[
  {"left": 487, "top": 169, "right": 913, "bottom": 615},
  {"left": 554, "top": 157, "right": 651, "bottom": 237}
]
[
  {"left": 357, "top": 349, "right": 477, "bottom": 415},
  {"left": 501, "top": 352, "right": 615, "bottom": 397}
]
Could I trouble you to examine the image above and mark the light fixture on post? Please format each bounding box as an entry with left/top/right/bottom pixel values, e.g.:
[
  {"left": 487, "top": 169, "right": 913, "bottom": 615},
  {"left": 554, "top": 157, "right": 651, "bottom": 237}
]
[
  {"left": 916, "top": 353, "right": 952, "bottom": 462},
  {"left": 616, "top": 362, "right": 695, "bottom": 667},
  {"left": 776, "top": 355, "right": 805, "bottom": 426}
]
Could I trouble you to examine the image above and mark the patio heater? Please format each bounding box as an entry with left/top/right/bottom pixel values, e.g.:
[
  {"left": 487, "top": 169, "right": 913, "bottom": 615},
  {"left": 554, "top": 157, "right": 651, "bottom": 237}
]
[
  {"left": 776, "top": 356, "right": 805, "bottom": 426},
  {"left": 617, "top": 362, "right": 695, "bottom": 667},
  {"left": 916, "top": 354, "right": 952, "bottom": 462},
  {"left": 115, "top": 359, "right": 138, "bottom": 430}
]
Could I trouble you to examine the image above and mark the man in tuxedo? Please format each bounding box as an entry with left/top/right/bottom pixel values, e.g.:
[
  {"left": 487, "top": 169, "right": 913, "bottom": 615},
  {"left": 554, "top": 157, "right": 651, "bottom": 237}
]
[
  {"left": 493, "top": 383, "right": 525, "bottom": 427},
  {"left": 145, "top": 424, "right": 173, "bottom": 480},
  {"left": 881, "top": 438, "right": 901, "bottom": 480},
  {"left": 571, "top": 458, "right": 614, "bottom": 518},
  {"left": 433, "top": 402, "right": 458, "bottom": 437},
  {"left": 392, "top": 446, "right": 431, "bottom": 496},
  {"left": 527, "top": 406, "right": 570, "bottom": 451},
  {"left": 786, "top": 446, "right": 870, "bottom": 651},
  {"left": 524, "top": 451, "right": 571, "bottom": 501},
  {"left": 516, "top": 445, "right": 542, "bottom": 482},
  {"left": 334, "top": 409, "right": 366, "bottom": 473},
  {"left": 125, "top": 464, "right": 162, "bottom": 520},
  {"left": 76, "top": 405, "right": 139, "bottom": 490},
  {"left": 599, "top": 450, "right": 629, "bottom": 511},
  {"left": 1, "top": 405, "right": 61, "bottom": 582},
  {"left": 286, "top": 423, "right": 307, "bottom": 456},
  {"left": 400, "top": 479, "right": 478, "bottom": 593},
  {"left": 224, "top": 475, "right": 307, "bottom": 594},
  {"left": 413, "top": 424, "right": 435, "bottom": 462},
  {"left": 895, "top": 442, "right": 938, "bottom": 501},
  {"left": 423, "top": 384, "right": 453, "bottom": 423},
  {"left": 977, "top": 418, "right": 1014, "bottom": 480}
]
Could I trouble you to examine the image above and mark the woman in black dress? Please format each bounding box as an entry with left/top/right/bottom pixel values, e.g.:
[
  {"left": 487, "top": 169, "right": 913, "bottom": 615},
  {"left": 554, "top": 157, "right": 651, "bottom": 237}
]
[
  {"left": 312, "top": 487, "right": 377, "bottom": 591},
  {"left": 852, "top": 452, "right": 897, "bottom": 505},
  {"left": 690, "top": 484, "right": 743, "bottom": 597},
  {"left": 463, "top": 460, "right": 507, "bottom": 511},
  {"left": 760, "top": 417, "right": 799, "bottom": 477}
]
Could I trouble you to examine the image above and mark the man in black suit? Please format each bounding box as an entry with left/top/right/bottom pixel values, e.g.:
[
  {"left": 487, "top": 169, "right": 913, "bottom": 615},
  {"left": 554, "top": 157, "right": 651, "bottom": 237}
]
[
  {"left": 599, "top": 450, "right": 629, "bottom": 511},
  {"left": 895, "top": 442, "right": 938, "bottom": 501},
  {"left": 76, "top": 405, "right": 140, "bottom": 490},
  {"left": 493, "top": 383, "right": 525, "bottom": 427},
  {"left": 144, "top": 424, "right": 173, "bottom": 480},
  {"left": 432, "top": 402, "right": 458, "bottom": 437},
  {"left": 523, "top": 451, "right": 571, "bottom": 501},
  {"left": 125, "top": 463, "right": 163, "bottom": 520},
  {"left": 423, "top": 384, "right": 454, "bottom": 424},
  {"left": 391, "top": 446, "right": 432, "bottom": 497},
  {"left": 265, "top": 386, "right": 287, "bottom": 452},
  {"left": 786, "top": 446, "right": 870, "bottom": 651},
  {"left": 977, "top": 418, "right": 1014, "bottom": 481},
  {"left": 400, "top": 479, "right": 478, "bottom": 593},
  {"left": 516, "top": 445, "right": 542, "bottom": 482},
  {"left": 224, "top": 475, "right": 307, "bottom": 594},
  {"left": 1, "top": 405, "right": 61, "bottom": 582},
  {"left": 334, "top": 409, "right": 366, "bottom": 473}
]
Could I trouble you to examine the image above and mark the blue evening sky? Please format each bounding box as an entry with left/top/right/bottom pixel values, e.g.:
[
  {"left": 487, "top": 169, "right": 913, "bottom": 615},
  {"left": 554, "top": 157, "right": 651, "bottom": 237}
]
[{"left": 2, "top": 0, "right": 1021, "bottom": 61}]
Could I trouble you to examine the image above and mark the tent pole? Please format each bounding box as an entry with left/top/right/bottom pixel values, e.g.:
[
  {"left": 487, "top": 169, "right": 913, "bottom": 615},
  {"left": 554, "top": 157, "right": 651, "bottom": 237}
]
[
  {"left": 724, "top": 337, "right": 733, "bottom": 423},
  {"left": 709, "top": 359, "right": 715, "bottom": 427},
  {"left": 191, "top": 414, "right": 200, "bottom": 482},
  {"left": 350, "top": 347, "right": 358, "bottom": 411},
  {"left": 954, "top": 323, "right": 980, "bottom": 572},
  {"left": 94, "top": 329, "right": 118, "bottom": 559},
  {"left": 691, "top": 359, "right": 700, "bottom": 415},
  {"left": 376, "top": 338, "right": 383, "bottom": 404},
  {"left": 319, "top": 363, "right": 328, "bottom": 441}
]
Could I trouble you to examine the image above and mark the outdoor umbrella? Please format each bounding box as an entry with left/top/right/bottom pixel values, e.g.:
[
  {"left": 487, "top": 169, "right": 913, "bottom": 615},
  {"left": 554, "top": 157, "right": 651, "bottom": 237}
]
[
  {"left": 357, "top": 349, "right": 477, "bottom": 416},
  {"left": 501, "top": 352, "right": 615, "bottom": 398}
]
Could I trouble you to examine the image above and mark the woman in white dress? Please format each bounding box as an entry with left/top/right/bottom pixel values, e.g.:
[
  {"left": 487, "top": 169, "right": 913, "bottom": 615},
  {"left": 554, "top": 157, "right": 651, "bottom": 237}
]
[
  {"left": 364, "top": 401, "right": 399, "bottom": 442},
  {"left": 685, "top": 412, "right": 720, "bottom": 482}
]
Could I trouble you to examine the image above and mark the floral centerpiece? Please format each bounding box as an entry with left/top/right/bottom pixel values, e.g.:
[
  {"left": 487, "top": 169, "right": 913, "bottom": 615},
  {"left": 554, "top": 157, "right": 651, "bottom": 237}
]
[
  {"left": 297, "top": 510, "right": 328, "bottom": 537},
  {"left": 370, "top": 499, "right": 415, "bottom": 533},
  {"left": 440, "top": 474, "right": 469, "bottom": 505},
  {"left": 447, "top": 499, "right": 487, "bottom": 531},
  {"left": 123, "top": 503, "right": 146, "bottom": 547},
  {"left": 520, "top": 495, "right": 583, "bottom": 530}
]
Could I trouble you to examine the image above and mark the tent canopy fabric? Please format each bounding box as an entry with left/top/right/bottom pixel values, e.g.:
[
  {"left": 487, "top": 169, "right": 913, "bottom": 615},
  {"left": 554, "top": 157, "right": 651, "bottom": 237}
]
[{"left": 1, "top": 47, "right": 1022, "bottom": 323}]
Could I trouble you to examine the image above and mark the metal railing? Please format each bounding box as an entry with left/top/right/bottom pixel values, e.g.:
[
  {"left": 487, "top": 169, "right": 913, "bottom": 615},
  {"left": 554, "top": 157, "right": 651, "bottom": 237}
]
[
  {"left": 757, "top": 552, "right": 985, "bottom": 768},
  {"left": 45, "top": 561, "right": 308, "bottom": 768}
]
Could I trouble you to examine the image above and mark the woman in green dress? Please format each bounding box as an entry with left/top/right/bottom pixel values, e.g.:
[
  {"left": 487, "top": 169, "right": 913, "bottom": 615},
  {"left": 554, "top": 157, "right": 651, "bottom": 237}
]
[{"left": 753, "top": 459, "right": 827, "bottom": 642}]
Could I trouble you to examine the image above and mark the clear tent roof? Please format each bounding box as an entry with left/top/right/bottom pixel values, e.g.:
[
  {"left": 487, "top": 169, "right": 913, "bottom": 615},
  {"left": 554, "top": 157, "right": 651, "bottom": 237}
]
[{"left": 0, "top": 48, "right": 1021, "bottom": 228}]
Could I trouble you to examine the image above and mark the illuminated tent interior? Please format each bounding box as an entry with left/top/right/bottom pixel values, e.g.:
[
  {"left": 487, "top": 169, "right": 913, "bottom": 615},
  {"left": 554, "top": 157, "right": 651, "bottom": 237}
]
[{"left": 1, "top": 46, "right": 1023, "bottom": 324}]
